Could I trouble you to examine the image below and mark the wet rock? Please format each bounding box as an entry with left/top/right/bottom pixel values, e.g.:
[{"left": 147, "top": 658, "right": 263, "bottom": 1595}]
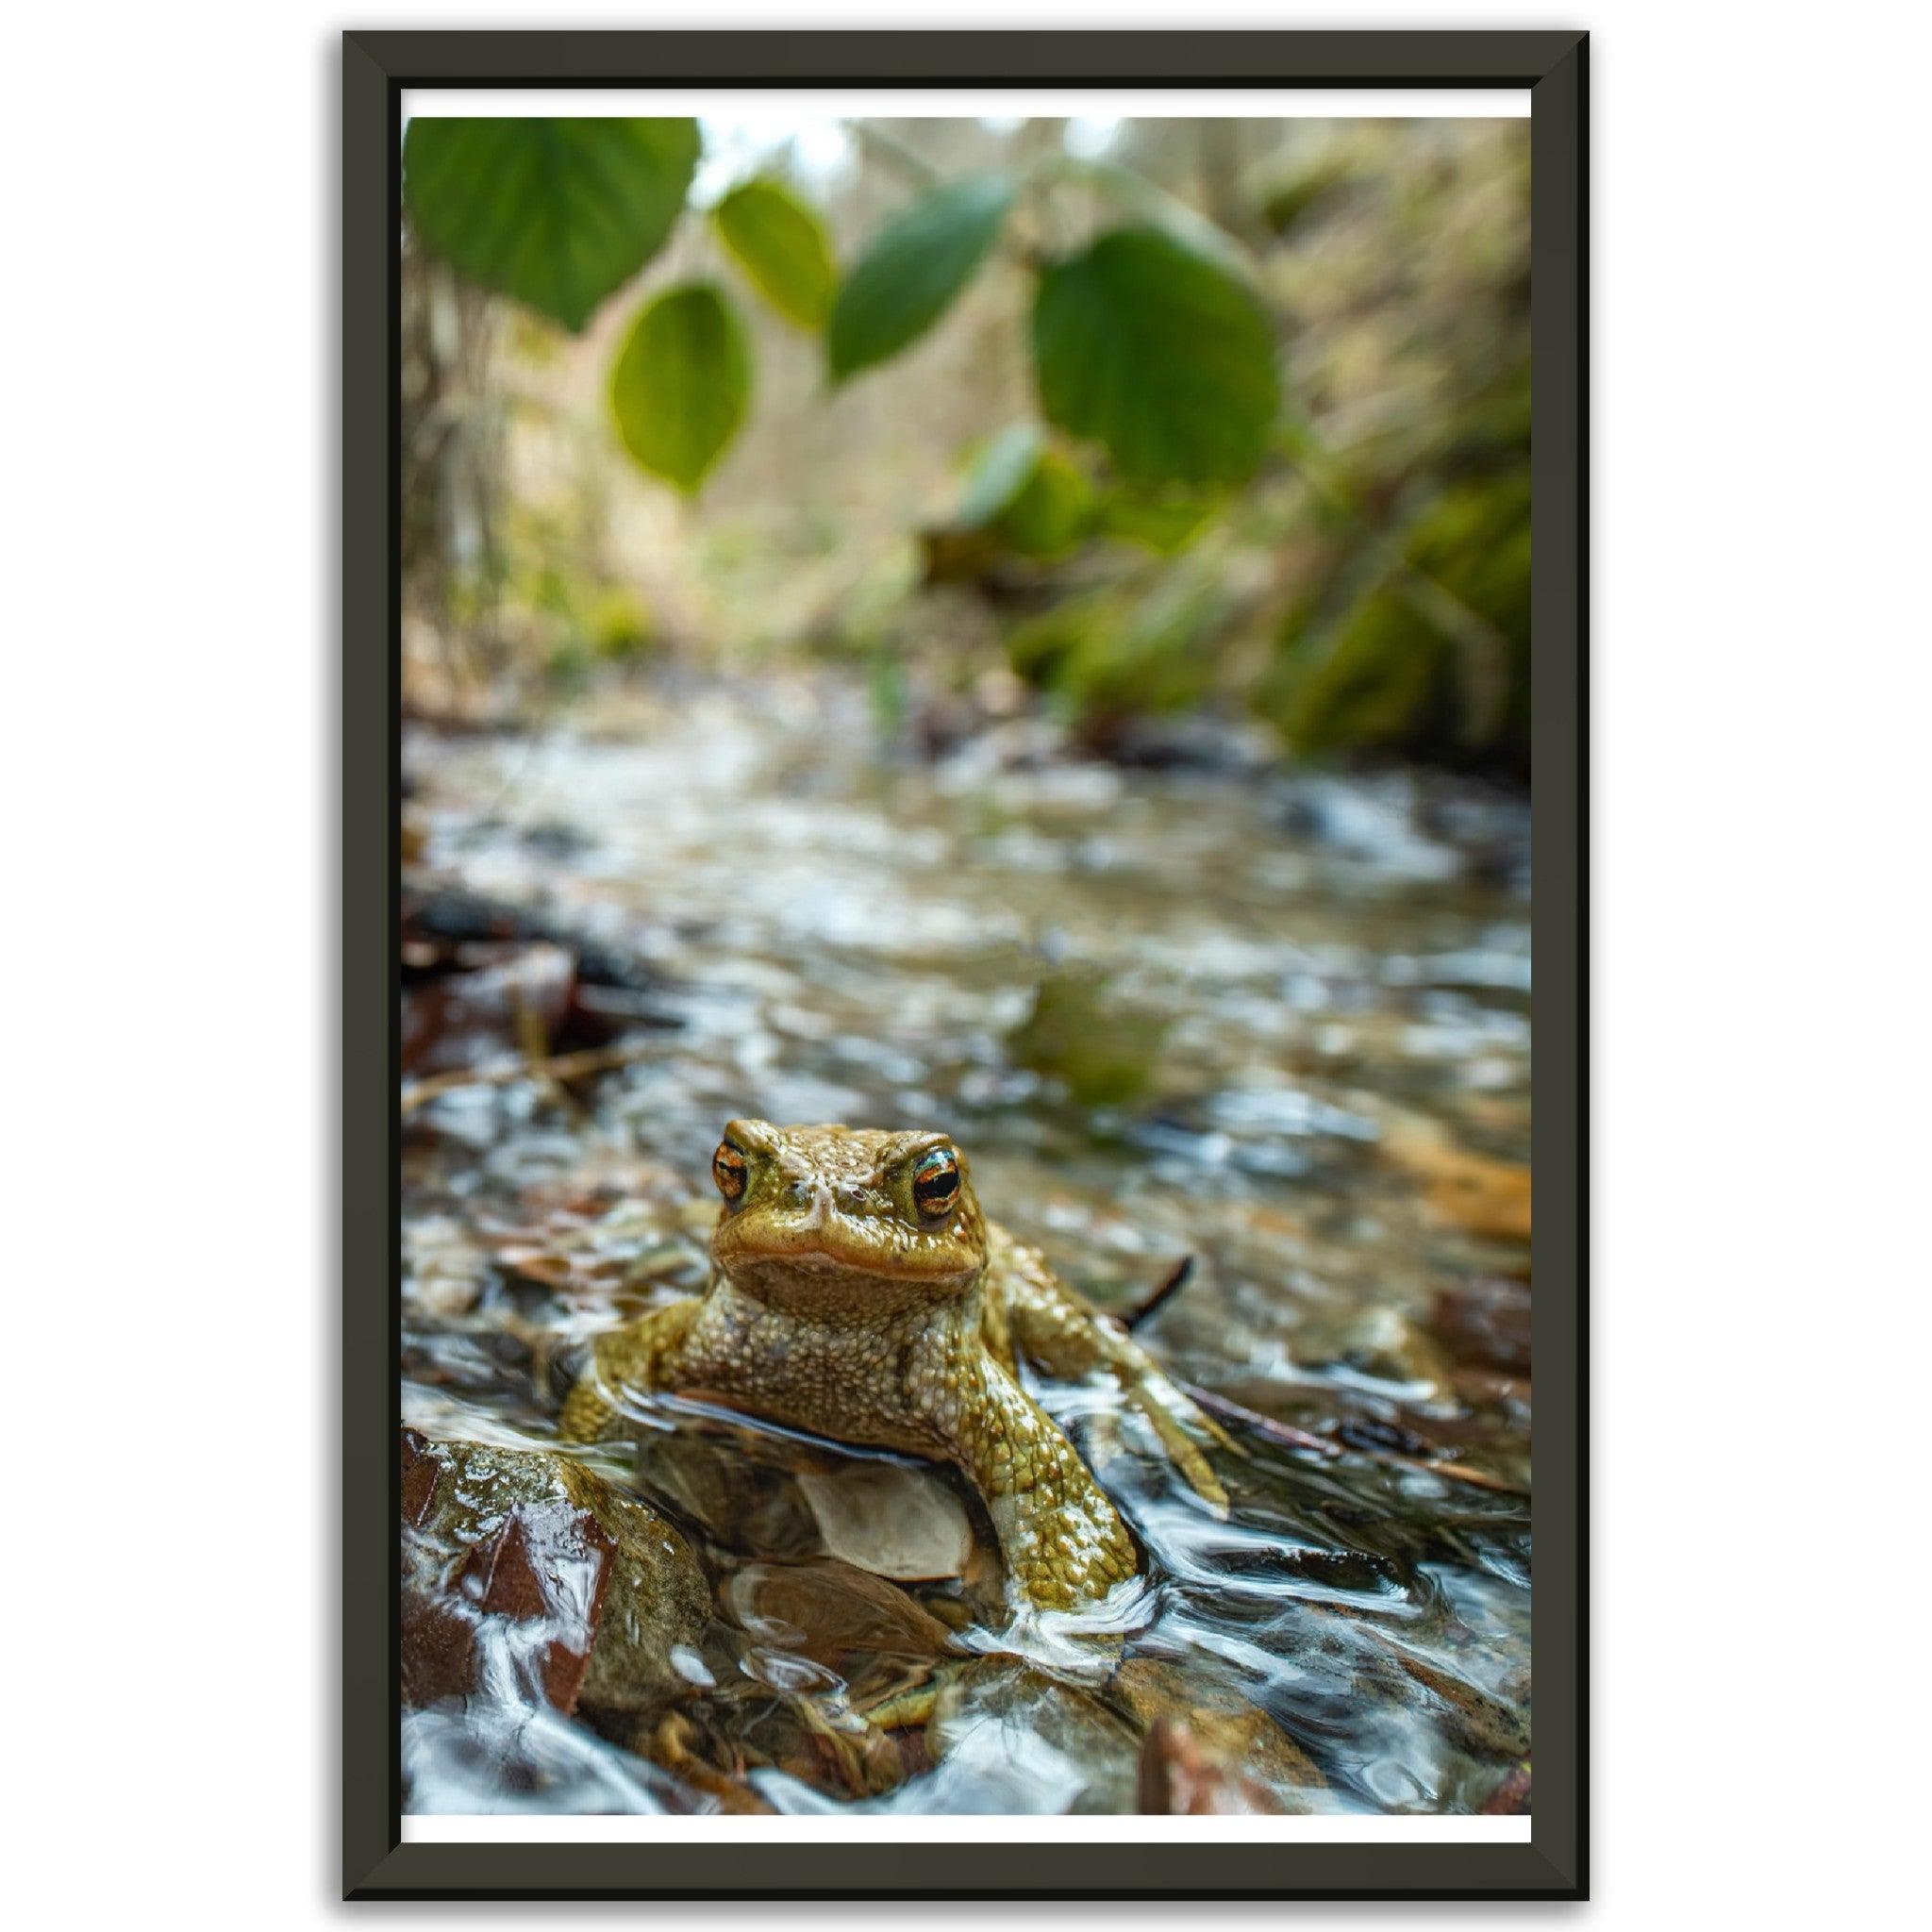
[
  {"left": 632, "top": 1420, "right": 1004, "bottom": 1603},
  {"left": 1480, "top": 1760, "right": 1532, "bottom": 1814},
  {"left": 402, "top": 1700, "right": 707, "bottom": 1815},
  {"left": 402, "top": 879, "right": 667, "bottom": 998},
  {"left": 925, "top": 1657, "right": 1141, "bottom": 1814},
  {"left": 1271, "top": 772, "right": 1464, "bottom": 882},
  {"left": 1431, "top": 1274, "right": 1532, "bottom": 1374},
  {"left": 1126, "top": 1108, "right": 1317, "bottom": 1182},
  {"left": 1008, "top": 964, "right": 1168, "bottom": 1108},
  {"left": 400, "top": 1433, "right": 608, "bottom": 1713},
  {"left": 726, "top": 1553, "right": 958, "bottom": 1723},
  {"left": 400, "top": 1427, "right": 710, "bottom": 1719},
  {"left": 1078, "top": 712, "right": 1279, "bottom": 775},
  {"left": 1450, "top": 1365, "right": 1533, "bottom": 1424},
  {"left": 1110, "top": 1657, "right": 1325, "bottom": 1808},
  {"left": 795, "top": 1464, "right": 976, "bottom": 1582},
  {"left": 1353, "top": 1636, "right": 1530, "bottom": 1761},
  {"left": 1292, "top": 1303, "right": 1448, "bottom": 1391}
]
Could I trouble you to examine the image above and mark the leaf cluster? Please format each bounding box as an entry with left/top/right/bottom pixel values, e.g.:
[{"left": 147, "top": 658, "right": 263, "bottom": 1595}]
[{"left": 403, "top": 118, "right": 1281, "bottom": 497}]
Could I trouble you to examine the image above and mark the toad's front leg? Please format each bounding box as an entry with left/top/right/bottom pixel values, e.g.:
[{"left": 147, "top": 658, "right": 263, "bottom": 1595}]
[
  {"left": 558, "top": 1299, "right": 700, "bottom": 1442},
  {"left": 927, "top": 1358, "right": 1139, "bottom": 1612}
]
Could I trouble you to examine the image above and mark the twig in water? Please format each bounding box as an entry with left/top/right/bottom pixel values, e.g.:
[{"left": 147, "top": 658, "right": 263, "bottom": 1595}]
[
  {"left": 1374, "top": 1451, "right": 1526, "bottom": 1497},
  {"left": 400, "top": 1037, "right": 658, "bottom": 1116},
  {"left": 1184, "top": 1385, "right": 1527, "bottom": 1496},
  {"left": 1124, "top": 1255, "right": 1195, "bottom": 1332},
  {"left": 1183, "top": 1385, "right": 1338, "bottom": 1458}
]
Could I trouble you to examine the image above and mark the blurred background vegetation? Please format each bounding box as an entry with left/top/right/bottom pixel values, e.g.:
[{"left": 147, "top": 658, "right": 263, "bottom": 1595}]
[{"left": 401, "top": 112, "right": 1529, "bottom": 776}]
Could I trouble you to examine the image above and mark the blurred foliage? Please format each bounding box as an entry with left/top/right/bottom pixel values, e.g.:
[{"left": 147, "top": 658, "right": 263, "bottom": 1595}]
[
  {"left": 609, "top": 283, "right": 750, "bottom": 493},
  {"left": 401, "top": 114, "right": 1531, "bottom": 774},
  {"left": 828, "top": 174, "right": 1017, "bottom": 380},
  {"left": 404, "top": 119, "right": 699, "bottom": 333},
  {"left": 924, "top": 425, "right": 1096, "bottom": 578},
  {"left": 1263, "top": 422, "right": 1531, "bottom": 760},
  {"left": 711, "top": 178, "right": 839, "bottom": 330},
  {"left": 1005, "top": 545, "right": 1253, "bottom": 721},
  {"left": 1032, "top": 226, "right": 1280, "bottom": 485}
]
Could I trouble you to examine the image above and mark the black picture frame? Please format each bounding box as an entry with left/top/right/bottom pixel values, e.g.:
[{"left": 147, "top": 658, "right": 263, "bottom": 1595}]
[{"left": 344, "top": 27, "right": 1587, "bottom": 1901}]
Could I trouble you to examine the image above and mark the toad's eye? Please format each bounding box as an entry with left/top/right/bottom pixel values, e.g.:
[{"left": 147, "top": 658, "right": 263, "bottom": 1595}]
[
  {"left": 909, "top": 1146, "right": 960, "bottom": 1220},
  {"left": 712, "top": 1140, "right": 748, "bottom": 1203}
]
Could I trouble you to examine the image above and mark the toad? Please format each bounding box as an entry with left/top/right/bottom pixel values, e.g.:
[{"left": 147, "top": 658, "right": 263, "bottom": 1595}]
[{"left": 559, "top": 1121, "right": 1230, "bottom": 1609}]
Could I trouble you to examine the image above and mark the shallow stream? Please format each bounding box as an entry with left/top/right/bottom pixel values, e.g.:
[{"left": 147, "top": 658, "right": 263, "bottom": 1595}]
[{"left": 399, "top": 675, "right": 1534, "bottom": 1817}]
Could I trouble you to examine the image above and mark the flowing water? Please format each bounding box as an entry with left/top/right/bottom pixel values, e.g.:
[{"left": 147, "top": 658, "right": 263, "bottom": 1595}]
[{"left": 399, "top": 673, "right": 1534, "bottom": 1817}]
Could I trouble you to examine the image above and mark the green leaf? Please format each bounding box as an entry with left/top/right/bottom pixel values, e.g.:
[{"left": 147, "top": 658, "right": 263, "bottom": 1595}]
[
  {"left": 1032, "top": 226, "right": 1280, "bottom": 485},
  {"left": 712, "top": 177, "right": 838, "bottom": 329},
  {"left": 404, "top": 118, "right": 699, "bottom": 333},
  {"left": 608, "top": 283, "right": 750, "bottom": 493},
  {"left": 955, "top": 425, "right": 1045, "bottom": 528},
  {"left": 827, "top": 174, "right": 1016, "bottom": 381}
]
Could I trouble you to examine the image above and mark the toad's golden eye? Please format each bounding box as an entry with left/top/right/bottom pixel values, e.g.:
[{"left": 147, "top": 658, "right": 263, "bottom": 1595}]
[
  {"left": 909, "top": 1146, "right": 960, "bottom": 1220},
  {"left": 712, "top": 1140, "right": 748, "bottom": 1203}
]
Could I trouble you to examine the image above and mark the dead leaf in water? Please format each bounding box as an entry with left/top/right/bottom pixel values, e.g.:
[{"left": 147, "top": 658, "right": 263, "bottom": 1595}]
[
  {"left": 795, "top": 1465, "right": 977, "bottom": 1583},
  {"left": 1383, "top": 1117, "right": 1531, "bottom": 1241},
  {"left": 724, "top": 1559, "right": 955, "bottom": 1676},
  {"left": 401, "top": 941, "right": 576, "bottom": 1075}
]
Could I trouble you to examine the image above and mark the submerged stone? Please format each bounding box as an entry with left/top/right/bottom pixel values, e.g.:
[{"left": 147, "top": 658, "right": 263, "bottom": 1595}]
[
  {"left": 1137, "top": 1717, "right": 1287, "bottom": 1814},
  {"left": 924, "top": 1657, "right": 1141, "bottom": 1814},
  {"left": 1292, "top": 1302, "right": 1448, "bottom": 1391},
  {"left": 1109, "top": 1656, "right": 1325, "bottom": 1809}
]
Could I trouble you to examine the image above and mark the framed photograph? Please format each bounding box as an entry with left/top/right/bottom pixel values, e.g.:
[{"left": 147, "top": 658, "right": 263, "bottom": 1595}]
[{"left": 345, "top": 26, "right": 1585, "bottom": 1901}]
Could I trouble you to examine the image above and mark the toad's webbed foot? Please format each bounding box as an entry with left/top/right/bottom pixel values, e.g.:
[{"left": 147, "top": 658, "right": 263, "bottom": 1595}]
[
  {"left": 996, "top": 1238, "right": 1233, "bottom": 1515},
  {"left": 557, "top": 1300, "right": 698, "bottom": 1442}
]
